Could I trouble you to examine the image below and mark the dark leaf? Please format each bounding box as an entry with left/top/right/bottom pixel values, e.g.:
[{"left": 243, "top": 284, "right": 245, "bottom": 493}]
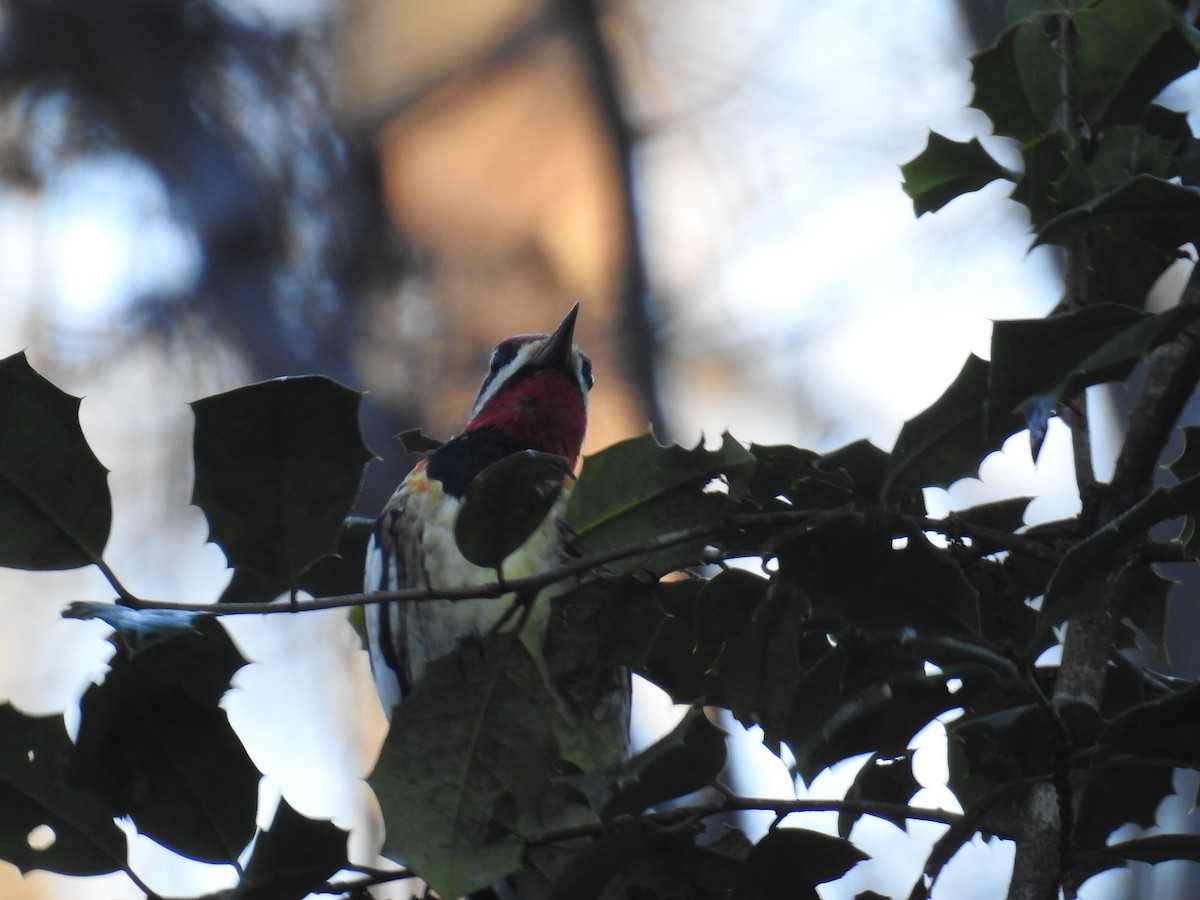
[
  {"left": 1072, "top": 761, "right": 1175, "bottom": 855},
  {"left": 639, "top": 579, "right": 715, "bottom": 704},
  {"left": 370, "top": 634, "right": 558, "bottom": 899},
  {"left": 1013, "top": 130, "right": 1072, "bottom": 227},
  {"left": 1071, "top": 0, "right": 1200, "bottom": 127},
  {"left": 73, "top": 617, "right": 259, "bottom": 864},
  {"left": 900, "top": 133, "right": 1012, "bottom": 215},
  {"left": 735, "top": 828, "right": 867, "bottom": 900},
  {"left": 970, "top": 19, "right": 1063, "bottom": 142},
  {"left": 1036, "top": 175, "right": 1200, "bottom": 251},
  {"left": 220, "top": 516, "right": 374, "bottom": 603},
  {"left": 191, "top": 376, "right": 374, "bottom": 588},
  {"left": 567, "top": 432, "right": 755, "bottom": 575},
  {"left": 789, "top": 667, "right": 979, "bottom": 786},
  {"left": 232, "top": 799, "right": 348, "bottom": 900},
  {"left": 1041, "top": 475, "right": 1200, "bottom": 629},
  {"left": 1101, "top": 833, "right": 1200, "bottom": 864},
  {"left": 1097, "top": 679, "right": 1200, "bottom": 766},
  {"left": 993, "top": 303, "right": 1200, "bottom": 430},
  {"left": 396, "top": 427, "right": 444, "bottom": 454},
  {"left": 838, "top": 753, "right": 920, "bottom": 838},
  {"left": 604, "top": 708, "right": 728, "bottom": 818},
  {"left": 820, "top": 439, "right": 924, "bottom": 514},
  {"left": 454, "top": 450, "right": 569, "bottom": 571},
  {"left": 0, "top": 704, "right": 125, "bottom": 875},
  {"left": 746, "top": 443, "right": 821, "bottom": 504},
  {"left": 949, "top": 496, "right": 1034, "bottom": 537},
  {"left": 710, "top": 583, "right": 810, "bottom": 754},
  {"left": 884, "top": 355, "right": 1025, "bottom": 498},
  {"left": 1169, "top": 425, "right": 1200, "bottom": 482},
  {"left": 777, "top": 516, "right": 981, "bottom": 640},
  {"left": 0, "top": 351, "right": 111, "bottom": 570},
  {"left": 1094, "top": 227, "right": 1180, "bottom": 308},
  {"left": 549, "top": 821, "right": 743, "bottom": 900},
  {"left": 991, "top": 303, "right": 1145, "bottom": 414}
]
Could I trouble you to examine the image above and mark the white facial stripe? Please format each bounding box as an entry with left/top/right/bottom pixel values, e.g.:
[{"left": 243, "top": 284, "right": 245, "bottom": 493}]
[{"left": 469, "top": 336, "right": 591, "bottom": 421}]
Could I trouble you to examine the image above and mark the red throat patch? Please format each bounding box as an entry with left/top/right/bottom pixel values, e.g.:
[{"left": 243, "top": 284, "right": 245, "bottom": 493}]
[{"left": 462, "top": 371, "right": 587, "bottom": 467}]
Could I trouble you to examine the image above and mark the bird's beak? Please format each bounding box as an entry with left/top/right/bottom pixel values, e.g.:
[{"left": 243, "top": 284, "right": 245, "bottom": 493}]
[{"left": 533, "top": 303, "right": 580, "bottom": 372}]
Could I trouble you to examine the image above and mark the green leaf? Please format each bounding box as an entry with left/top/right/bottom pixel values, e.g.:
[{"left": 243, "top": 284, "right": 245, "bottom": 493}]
[
  {"left": 777, "top": 516, "right": 982, "bottom": 640},
  {"left": 884, "top": 355, "right": 1025, "bottom": 497},
  {"left": 567, "top": 432, "right": 755, "bottom": 574},
  {"left": 900, "top": 133, "right": 1012, "bottom": 215},
  {"left": 1013, "top": 129, "right": 1072, "bottom": 226},
  {"left": 73, "top": 617, "right": 259, "bottom": 864},
  {"left": 370, "top": 634, "right": 559, "bottom": 899},
  {"left": 970, "top": 19, "right": 1063, "bottom": 142},
  {"left": 232, "top": 799, "right": 349, "bottom": 900},
  {"left": 603, "top": 708, "right": 728, "bottom": 818},
  {"left": 734, "top": 828, "right": 867, "bottom": 900},
  {"left": 0, "top": 351, "right": 111, "bottom": 570},
  {"left": 454, "top": 450, "right": 569, "bottom": 570},
  {"left": 191, "top": 376, "right": 374, "bottom": 588},
  {"left": 0, "top": 704, "right": 126, "bottom": 875},
  {"left": 1071, "top": 0, "right": 1200, "bottom": 127},
  {"left": 1036, "top": 175, "right": 1200, "bottom": 250}
]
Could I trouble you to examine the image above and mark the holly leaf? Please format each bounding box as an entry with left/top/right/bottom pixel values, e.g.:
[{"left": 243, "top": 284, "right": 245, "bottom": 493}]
[
  {"left": 1071, "top": 0, "right": 1200, "bottom": 127},
  {"left": 0, "top": 704, "right": 126, "bottom": 875},
  {"left": 884, "top": 355, "right": 1025, "bottom": 497},
  {"left": 970, "top": 19, "right": 1063, "bottom": 142},
  {"left": 604, "top": 708, "right": 728, "bottom": 818},
  {"left": 838, "top": 753, "right": 920, "bottom": 838},
  {"left": 734, "top": 828, "right": 867, "bottom": 900},
  {"left": 777, "top": 516, "right": 982, "bottom": 640},
  {"left": 219, "top": 516, "right": 374, "bottom": 603},
  {"left": 1041, "top": 474, "right": 1200, "bottom": 630},
  {"left": 191, "top": 376, "right": 374, "bottom": 588},
  {"left": 991, "top": 304, "right": 1200, "bottom": 434},
  {"left": 900, "top": 133, "right": 1013, "bottom": 215},
  {"left": 231, "top": 799, "right": 348, "bottom": 900},
  {"left": 454, "top": 450, "right": 569, "bottom": 571},
  {"left": 567, "top": 432, "right": 755, "bottom": 574},
  {"left": 1036, "top": 175, "right": 1200, "bottom": 251},
  {"left": 73, "top": 617, "right": 259, "bottom": 864},
  {"left": 0, "top": 351, "right": 111, "bottom": 570},
  {"left": 370, "top": 634, "right": 559, "bottom": 899}
]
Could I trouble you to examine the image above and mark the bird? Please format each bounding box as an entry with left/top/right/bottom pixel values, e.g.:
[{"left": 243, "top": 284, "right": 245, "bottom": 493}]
[{"left": 363, "top": 304, "right": 628, "bottom": 751}]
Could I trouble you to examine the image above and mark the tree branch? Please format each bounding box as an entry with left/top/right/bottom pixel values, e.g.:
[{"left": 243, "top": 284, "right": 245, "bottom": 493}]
[{"left": 112, "top": 508, "right": 825, "bottom": 615}]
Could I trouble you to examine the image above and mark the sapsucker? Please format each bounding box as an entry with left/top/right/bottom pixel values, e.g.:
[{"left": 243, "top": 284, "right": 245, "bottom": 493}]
[{"left": 364, "top": 304, "right": 628, "bottom": 756}]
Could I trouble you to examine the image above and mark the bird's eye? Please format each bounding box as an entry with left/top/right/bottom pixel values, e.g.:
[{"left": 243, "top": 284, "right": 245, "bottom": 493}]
[
  {"left": 580, "top": 356, "right": 594, "bottom": 390},
  {"left": 489, "top": 340, "right": 519, "bottom": 373}
]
